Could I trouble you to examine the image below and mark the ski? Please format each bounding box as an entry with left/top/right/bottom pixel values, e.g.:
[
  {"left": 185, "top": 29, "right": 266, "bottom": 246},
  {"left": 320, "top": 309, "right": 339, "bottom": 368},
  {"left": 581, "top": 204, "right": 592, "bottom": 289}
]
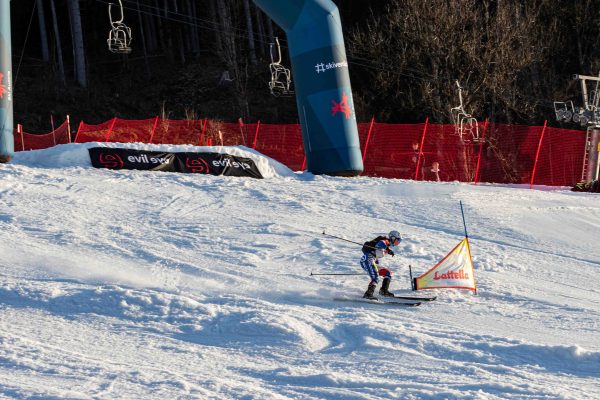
[
  {"left": 390, "top": 294, "right": 437, "bottom": 302},
  {"left": 333, "top": 297, "right": 421, "bottom": 307}
]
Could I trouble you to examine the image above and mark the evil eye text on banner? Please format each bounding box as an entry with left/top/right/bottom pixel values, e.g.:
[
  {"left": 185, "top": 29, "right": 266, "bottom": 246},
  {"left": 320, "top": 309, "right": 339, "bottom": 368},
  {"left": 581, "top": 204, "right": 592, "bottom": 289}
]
[{"left": 88, "top": 148, "right": 264, "bottom": 179}]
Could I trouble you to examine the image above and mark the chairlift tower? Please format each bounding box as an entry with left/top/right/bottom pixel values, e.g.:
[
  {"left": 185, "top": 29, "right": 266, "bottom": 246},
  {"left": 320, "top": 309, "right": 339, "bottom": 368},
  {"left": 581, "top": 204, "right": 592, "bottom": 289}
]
[{"left": 554, "top": 73, "right": 600, "bottom": 181}]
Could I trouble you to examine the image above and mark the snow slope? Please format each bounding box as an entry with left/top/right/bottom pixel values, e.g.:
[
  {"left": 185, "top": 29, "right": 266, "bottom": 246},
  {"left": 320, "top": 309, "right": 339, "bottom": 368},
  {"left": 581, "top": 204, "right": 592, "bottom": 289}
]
[{"left": 0, "top": 143, "right": 598, "bottom": 399}]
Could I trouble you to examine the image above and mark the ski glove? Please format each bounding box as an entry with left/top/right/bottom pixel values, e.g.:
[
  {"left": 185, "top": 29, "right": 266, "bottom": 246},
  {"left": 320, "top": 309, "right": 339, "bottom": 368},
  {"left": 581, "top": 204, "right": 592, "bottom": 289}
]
[{"left": 387, "top": 249, "right": 395, "bottom": 257}]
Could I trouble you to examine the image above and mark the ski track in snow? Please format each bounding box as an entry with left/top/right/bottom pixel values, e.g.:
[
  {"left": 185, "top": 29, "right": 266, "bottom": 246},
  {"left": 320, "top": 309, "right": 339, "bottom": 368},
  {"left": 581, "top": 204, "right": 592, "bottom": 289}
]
[{"left": 0, "top": 144, "right": 598, "bottom": 399}]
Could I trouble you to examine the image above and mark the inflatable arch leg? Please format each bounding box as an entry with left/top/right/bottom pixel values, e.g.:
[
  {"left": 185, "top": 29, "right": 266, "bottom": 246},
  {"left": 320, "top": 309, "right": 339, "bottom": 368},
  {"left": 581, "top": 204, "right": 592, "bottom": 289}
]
[
  {"left": 253, "top": 0, "right": 363, "bottom": 176},
  {"left": 0, "top": 0, "right": 13, "bottom": 163}
]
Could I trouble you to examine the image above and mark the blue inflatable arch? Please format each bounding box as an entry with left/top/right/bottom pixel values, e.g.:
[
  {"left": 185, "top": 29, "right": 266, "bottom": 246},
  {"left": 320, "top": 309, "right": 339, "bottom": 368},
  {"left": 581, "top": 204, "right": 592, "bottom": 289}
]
[
  {"left": 253, "top": 0, "right": 363, "bottom": 176},
  {"left": 1, "top": 0, "right": 363, "bottom": 174}
]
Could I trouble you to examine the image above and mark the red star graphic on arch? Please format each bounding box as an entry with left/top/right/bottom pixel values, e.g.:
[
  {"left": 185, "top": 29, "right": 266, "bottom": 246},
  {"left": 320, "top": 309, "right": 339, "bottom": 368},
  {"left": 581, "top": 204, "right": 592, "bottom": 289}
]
[
  {"left": 331, "top": 92, "right": 353, "bottom": 119},
  {"left": 0, "top": 72, "right": 6, "bottom": 99}
]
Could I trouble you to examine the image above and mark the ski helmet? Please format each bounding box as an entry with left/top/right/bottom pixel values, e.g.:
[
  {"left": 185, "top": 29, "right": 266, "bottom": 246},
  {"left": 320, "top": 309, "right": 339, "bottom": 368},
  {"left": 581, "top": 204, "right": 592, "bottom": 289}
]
[{"left": 388, "top": 230, "right": 401, "bottom": 244}]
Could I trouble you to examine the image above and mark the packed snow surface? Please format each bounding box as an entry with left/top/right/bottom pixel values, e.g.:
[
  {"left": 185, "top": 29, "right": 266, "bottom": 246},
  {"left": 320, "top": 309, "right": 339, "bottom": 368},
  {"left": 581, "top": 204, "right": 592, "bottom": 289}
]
[{"left": 1, "top": 143, "right": 598, "bottom": 399}]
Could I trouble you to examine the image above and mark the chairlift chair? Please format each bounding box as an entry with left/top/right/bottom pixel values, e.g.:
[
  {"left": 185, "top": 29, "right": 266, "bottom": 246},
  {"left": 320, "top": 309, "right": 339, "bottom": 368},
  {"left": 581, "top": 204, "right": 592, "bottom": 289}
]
[
  {"left": 451, "top": 80, "right": 482, "bottom": 143},
  {"left": 450, "top": 80, "right": 469, "bottom": 136},
  {"left": 268, "top": 38, "right": 293, "bottom": 97},
  {"left": 553, "top": 101, "right": 575, "bottom": 122},
  {"left": 460, "top": 116, "right": 482, "bottom": 143},
  {"left": 573, "top": 108, "right": 596, "bottom": 126},
  {"left": 107, "top": 0, "right": 132, "bottom": 54}
]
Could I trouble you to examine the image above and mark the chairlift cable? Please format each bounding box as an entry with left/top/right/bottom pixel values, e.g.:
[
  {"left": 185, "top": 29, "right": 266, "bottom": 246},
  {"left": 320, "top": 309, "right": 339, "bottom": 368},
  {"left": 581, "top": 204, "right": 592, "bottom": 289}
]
[
  {"left": 13, "top": 0, "right": 38, "bottom": 89},
  {"left": 94, "top": 0, "right": 280, "bottom": 46},
  {"left": 95, "top": 0, "right": 459, "bottom": 89}
]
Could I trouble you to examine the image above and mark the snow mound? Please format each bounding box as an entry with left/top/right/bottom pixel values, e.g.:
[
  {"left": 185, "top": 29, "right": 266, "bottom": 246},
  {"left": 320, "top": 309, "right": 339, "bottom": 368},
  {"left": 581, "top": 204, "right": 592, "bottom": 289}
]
[{"left": 11, "top": 142, "right": 296, "bottom": 178}]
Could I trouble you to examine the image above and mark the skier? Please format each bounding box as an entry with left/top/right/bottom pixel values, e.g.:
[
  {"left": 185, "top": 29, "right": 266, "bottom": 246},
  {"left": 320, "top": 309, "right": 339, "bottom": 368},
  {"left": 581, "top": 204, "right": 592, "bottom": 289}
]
[{"left": 360, "top": 230, "right": 402, "bottom": 299}]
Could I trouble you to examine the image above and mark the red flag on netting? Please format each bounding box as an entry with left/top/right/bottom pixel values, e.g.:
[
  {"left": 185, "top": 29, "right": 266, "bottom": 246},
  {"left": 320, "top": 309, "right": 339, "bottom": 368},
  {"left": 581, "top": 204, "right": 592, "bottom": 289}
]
[{"left": 413, "top": 237, "right": 476, "bottom": 291}]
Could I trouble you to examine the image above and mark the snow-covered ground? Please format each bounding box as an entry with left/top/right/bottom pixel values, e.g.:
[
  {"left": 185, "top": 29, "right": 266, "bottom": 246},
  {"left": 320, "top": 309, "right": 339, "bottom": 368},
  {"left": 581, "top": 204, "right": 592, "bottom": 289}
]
[{"left": 1, "top": 143, "right": 598, "bottom": 399}]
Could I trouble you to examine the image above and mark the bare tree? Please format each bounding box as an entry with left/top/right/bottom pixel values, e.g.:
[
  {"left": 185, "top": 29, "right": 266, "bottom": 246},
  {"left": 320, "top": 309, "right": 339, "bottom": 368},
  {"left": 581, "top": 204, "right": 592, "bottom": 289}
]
[
  {"left": 242, "top": 0, "right": 257, "bottom": 65},
  {"left": 216, "top": 0, "right": 250, "bottom": 117},
  {"left": 253, "top": 4, "right": 266, "bottom": 57},
  {"left": 171, "top": 0, "right": 186, "bottom": 64},
  {"left": 36, "top": 0, "right": 50, "bottom": 63},
  {"left": 136, "top": 0, "right": 151, "bottom": 79},
  {"left": 208, "top": 0, "right": 223, "bottom": 55},
  {"left": 156, "top": 0, "right": 174, "bottom": 63},
  {"left": 143, "top": 3, "right": 158, "bottom": 52},
  {"left": 49, "top": 0, "right": 65, "bottom": 86},
  {"left": 572, "top": 0, "right": 600, "bottom": 72},
  {"left": 186, "top": 0, "right": 201, "bottom": 57},
  {"left": 216, "top": 0, "right": 237, "bottom": 70},
  {"left": 350, "top": 0, "right": 552, "bottom": 123},
  {"left": 67, "top": 0, "right": 87, "bottom": 88}
]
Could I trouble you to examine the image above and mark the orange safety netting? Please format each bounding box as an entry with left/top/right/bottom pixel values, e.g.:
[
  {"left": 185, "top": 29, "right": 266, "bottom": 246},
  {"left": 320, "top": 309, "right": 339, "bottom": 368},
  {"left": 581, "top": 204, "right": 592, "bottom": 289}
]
[
  {"left": 532, "top": 126, "right": 586, "bottom": 186},
  {"left": 108, "top": 118, "right": 155, "bottom": 144},
  {"left": 74, "top": 119, "right": 114, "bottom": 143},
  {"left": 14, "top": 119, "right": 71, "bottom": 151},
  {"left": 18, "top": 116, "right": 587, "bottom": 187},
  {"left": 253, "top": 123, "right": 305, "bottom": 171},
  {"left": 362, "top": 122, "right": 426, "bottom": 179},
  {"left": 477, "top": 123, "right": 544, "bottom": 184},
  {"left": 151, "top": 119, "right": 203, "bottom": 145}
]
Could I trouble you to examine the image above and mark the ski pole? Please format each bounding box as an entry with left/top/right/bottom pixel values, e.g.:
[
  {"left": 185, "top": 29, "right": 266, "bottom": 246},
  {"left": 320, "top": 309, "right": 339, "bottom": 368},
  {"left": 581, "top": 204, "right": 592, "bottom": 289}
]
[
  {"left": 321, "top": 230, "right": 364, "bottom": 246},
  {"left": 310, "top": 272, "right": 364, "bottom": 276},
  {"left": 321, "top": 231, "right": 379, "bottom": 251}
]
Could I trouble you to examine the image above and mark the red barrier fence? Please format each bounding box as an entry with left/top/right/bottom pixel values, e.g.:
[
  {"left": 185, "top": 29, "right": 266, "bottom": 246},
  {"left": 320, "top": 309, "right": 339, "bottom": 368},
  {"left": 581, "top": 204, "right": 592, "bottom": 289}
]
[
  {"left": 16, "top": 116, "right": 586, "bottom": 187},
  {"left": 14, "top": 117, "right": 71, "bottom": 151}
]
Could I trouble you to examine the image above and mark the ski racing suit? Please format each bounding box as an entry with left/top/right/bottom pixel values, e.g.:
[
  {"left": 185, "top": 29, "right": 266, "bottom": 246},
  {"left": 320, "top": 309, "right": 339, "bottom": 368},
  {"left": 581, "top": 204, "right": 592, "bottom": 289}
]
[{"left": 360, "top": 237, "right": 392, "bottom": 285}]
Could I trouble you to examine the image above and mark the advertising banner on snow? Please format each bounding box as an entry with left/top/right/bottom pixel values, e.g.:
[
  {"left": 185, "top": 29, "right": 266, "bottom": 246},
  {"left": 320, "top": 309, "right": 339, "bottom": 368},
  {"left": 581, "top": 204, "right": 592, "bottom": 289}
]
[
  {"left": 413, "top": 238, "right": 477, "bottom": 291},
  {"left": 88, "top": 147, "right": 263, "bottom": 178}
]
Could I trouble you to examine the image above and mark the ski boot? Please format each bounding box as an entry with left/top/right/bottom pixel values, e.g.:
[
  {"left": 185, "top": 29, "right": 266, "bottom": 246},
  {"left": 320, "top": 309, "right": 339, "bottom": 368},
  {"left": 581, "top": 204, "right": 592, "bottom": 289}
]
[
  {"left": 363, "top": 283, "right": 377, "bottom": 300},
  {"left": 379, "top": 278, "right": 395, "bottom": 297}
]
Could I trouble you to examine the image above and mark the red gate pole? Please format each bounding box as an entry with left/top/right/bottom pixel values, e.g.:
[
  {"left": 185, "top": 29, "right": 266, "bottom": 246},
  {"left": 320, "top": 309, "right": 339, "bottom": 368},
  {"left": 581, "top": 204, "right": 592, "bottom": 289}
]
[
  {"left": 238, "top": 117, "right": 246, "bottom": 146},
  {"left": 18, "top": 124, "right": 25, "bottom": 151},
  {"left": 74, "top": 121, "right": 83, "bottom": 143},
  {"left": 473, "top": 119, "right": 489, "bottom": 185},
  {"left": 414, "top": 118, "right": 429, "bottom": 181},
  {"left": 199, "top": 118, "right": 207, "bottom": 145},
  {"left": 67, "top": 115, "right": 72, "bottom": 143},
  {"left": 301, "top": 156, "right": 306, "bottom": 171},
  {"left": 530, "top": 120, "right": 548, "bottom": 189},
  {"left": 149, "top": 116, "right": 159, "bottom": 144},
  {"left": 252, "top": 120, "right": 261, "bottom": 149},
  {"left": 105, "top": 117, "right": 117, "bottom": 142},
  {"left": 361, "top": 116, "right": 375, "bottom": 163},
  {"left": 50, "top": 115, "right": 56, "bottom": 146}
]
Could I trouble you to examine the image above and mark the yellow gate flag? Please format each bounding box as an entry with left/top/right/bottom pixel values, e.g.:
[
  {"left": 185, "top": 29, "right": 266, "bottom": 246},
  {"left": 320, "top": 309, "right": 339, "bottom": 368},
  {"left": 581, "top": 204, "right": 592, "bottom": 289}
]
[{"left": 414, "top": 238, "right": 476, "bottom": 291}]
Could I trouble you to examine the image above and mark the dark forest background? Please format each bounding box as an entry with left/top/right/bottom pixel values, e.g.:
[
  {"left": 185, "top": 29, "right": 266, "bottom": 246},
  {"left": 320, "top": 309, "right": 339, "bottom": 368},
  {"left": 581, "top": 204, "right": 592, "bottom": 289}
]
[{"left": 8, "top": 0, "right": 600, "bottom": 132}]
